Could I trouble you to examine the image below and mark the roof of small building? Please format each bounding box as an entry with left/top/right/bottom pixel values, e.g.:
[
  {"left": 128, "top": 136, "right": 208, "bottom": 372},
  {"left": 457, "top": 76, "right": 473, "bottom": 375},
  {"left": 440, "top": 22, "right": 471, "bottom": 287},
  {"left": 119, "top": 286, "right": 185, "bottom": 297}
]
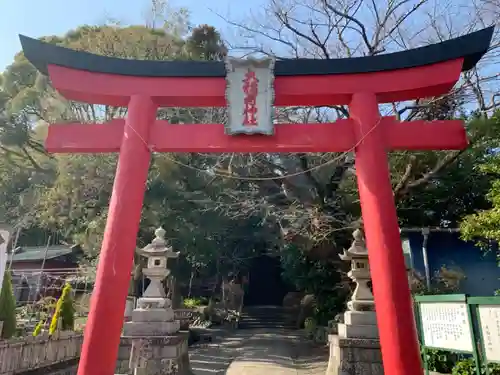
[{"left": 7, "top": 245, "right": 81, "bottom": 263}]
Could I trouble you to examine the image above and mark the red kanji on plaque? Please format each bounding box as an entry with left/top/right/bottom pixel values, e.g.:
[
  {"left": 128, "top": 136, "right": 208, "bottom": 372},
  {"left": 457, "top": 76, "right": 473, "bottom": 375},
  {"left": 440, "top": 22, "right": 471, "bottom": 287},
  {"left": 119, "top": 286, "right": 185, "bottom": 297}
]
[{"left": 242, "top": 68, "right": 259, "bottom": 126}]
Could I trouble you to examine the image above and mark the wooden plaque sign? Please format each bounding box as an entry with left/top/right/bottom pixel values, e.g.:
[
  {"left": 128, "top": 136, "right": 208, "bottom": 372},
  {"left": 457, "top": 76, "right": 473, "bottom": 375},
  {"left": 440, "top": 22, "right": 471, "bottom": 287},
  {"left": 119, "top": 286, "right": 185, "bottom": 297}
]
[{"left": 225, "top": 57, "right": 275, "bottom": 135}]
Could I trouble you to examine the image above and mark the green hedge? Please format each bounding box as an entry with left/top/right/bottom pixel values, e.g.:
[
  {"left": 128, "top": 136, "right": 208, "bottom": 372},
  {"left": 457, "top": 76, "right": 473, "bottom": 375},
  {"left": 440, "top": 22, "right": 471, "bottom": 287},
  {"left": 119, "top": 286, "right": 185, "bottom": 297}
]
[{"left": 0, "top": 271, "right": 16, "bottom": 339}]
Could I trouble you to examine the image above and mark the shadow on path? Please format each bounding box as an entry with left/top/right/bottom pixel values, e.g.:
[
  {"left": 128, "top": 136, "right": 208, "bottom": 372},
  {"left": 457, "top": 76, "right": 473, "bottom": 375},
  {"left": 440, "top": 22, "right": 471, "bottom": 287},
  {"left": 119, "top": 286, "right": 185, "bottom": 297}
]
[
  {"left": 189, "top": 329, "right": 254, "bottom": 375},
  {"left": 189, "top": 328, "right": 328, "bottom": 375},
  {"left": 291, "top": 338, "right": 329, "bottom": 375}
]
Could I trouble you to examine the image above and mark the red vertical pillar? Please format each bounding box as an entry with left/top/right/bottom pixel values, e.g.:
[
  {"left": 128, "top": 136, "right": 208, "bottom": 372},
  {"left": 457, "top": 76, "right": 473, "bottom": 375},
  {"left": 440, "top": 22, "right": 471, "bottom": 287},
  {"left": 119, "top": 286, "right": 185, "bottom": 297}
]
[
  {"left": 77, "top": 96, "right": 157, "bottom": 375},
  {"left": 350, "top": 92, "right": 421, "bottom": 375}
]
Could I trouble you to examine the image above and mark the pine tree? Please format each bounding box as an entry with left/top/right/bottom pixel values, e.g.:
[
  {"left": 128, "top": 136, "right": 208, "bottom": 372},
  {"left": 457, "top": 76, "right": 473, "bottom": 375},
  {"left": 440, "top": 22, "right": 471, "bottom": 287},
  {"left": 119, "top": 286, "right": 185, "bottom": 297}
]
[
  {"left": 0, "top": 271, "right": 17, "bottom": 339},
  {"left": 49, "top": 283, "right": 75, "bottom": 335}
]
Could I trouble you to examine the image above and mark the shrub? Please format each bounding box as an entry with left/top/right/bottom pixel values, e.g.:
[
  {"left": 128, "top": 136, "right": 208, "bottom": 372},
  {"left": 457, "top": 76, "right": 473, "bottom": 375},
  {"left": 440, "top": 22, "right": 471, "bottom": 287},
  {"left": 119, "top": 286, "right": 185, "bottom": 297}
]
[
  {"left": 183, "top": 297, "right": 207, "bottom": 308},
  {"left": 0, "top": 271, "right": 17, "bottom": 339},
  {"left": 49, "top": 283, "right": 75, "bottom": 335},
  {"left": 424, "top": 349, "right": 459, "bottom": 374},
  {"left": 452, "top": 359, "right": 475, "bottom": 375},
  {"left": 452, "top": 358, "right": 500, "bottom": 375},
  {"left": 304, "top": 317, "right": 317, "bottom": 339},
  {"left": 32, "top": 320, "right": 45, "bottom": 336}
]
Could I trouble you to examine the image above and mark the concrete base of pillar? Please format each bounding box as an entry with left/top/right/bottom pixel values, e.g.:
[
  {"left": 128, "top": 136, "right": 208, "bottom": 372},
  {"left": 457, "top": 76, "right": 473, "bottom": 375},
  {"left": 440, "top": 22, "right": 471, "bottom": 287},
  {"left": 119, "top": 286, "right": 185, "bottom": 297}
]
[{"left": 326, "top": 335, "right": 383, "bottom": 375}]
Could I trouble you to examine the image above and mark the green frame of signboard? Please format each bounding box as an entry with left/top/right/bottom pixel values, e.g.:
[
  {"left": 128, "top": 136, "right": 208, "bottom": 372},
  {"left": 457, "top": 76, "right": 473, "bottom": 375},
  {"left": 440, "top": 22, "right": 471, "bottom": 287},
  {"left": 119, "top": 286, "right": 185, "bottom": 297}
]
[
  {"left": 413, "top": 294, "right": 500, "bottom": 375},
  {"left": 468, "top": 296, "right": 500, "bottom": 374},
  {"left": 414, "top": 294, "right": 480, "bottom": 375}
]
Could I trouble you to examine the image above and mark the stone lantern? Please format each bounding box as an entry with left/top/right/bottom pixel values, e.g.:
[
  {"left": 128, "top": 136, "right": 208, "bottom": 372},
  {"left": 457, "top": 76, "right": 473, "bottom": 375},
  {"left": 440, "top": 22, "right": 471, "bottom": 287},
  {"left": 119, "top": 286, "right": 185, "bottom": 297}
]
[
  {"left": 121, "top": 227, "right": 191, "bottom": 375},
  {"left": 326, "top": 229, "right": 383, "bottom": 375},
  {"left": 137, "top": 227, "right": 179, "bottom": 301},
  {"left": 339, "top": 229, "right": 375, "bottom": 314}
]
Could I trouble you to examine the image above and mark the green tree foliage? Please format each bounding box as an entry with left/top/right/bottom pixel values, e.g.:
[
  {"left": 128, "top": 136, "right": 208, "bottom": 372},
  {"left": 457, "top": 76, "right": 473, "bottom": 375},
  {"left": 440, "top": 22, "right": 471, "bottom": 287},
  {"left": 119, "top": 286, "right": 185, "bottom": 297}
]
[
  {"left": 0, "top": 271, "right": 17, "bottom": 339},
  {"left": 460, "top": 112, "right": 500, "bottom": 255},
  {"left": 399, "top": 113, "right": 500, "bottom": 228},
  {"left": 281, "top": 244, "right": 349, "bottom": 323},
  {"left": 49, "top": 283, "right": 75, "bottom": 334},
  {"left": 198, "top": 1, "right": 500, "bottom": 261},
  {"left": 0, "top": 21, "right": 263, "bottom": 293}
]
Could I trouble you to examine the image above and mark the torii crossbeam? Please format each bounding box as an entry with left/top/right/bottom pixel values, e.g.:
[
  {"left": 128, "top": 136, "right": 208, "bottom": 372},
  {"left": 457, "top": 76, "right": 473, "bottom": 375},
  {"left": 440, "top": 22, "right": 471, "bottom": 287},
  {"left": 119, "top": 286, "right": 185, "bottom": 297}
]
[{"left": 20, "top": 26, "right": 494, "bottom": 375}]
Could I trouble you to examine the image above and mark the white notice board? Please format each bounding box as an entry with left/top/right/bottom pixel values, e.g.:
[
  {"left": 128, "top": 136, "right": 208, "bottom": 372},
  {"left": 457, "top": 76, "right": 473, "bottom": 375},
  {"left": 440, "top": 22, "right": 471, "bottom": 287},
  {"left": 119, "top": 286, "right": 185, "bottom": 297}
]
[
  {"left": 478, "top": 305, "right": 500, "bottom": 362},
  {"left": 420, "top": 302, "right": 473, "bottom": 352}
]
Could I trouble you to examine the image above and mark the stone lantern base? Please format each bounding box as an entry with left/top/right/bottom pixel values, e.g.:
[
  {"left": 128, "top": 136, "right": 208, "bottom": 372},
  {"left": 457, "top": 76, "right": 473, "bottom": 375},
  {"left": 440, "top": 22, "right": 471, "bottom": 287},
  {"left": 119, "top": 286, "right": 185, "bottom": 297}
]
[
  {"left": 327, "top": 310, "right": 383, "bottom": 375},
  {"left": 122, "top": 335, "right": 191, "bottom": 375},
  {"left": 326, "top": 335, "right": 383, "bottom": 375},
  {"left": 121, "top": 296, "right": 193, "bottom": 375},
  {"left": 337, "top": 310, "right": 379, "bottom": 339},
  {"left": 328, "top": 229, "right": 384, "bottom": 375}
]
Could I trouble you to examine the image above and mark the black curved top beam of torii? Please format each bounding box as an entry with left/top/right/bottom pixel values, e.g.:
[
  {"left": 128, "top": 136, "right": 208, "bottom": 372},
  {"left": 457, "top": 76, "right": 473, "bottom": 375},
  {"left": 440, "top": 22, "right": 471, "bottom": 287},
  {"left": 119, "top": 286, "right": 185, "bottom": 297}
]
[{"left": 20, "top": 26, "right": 494, "bottom": 77}]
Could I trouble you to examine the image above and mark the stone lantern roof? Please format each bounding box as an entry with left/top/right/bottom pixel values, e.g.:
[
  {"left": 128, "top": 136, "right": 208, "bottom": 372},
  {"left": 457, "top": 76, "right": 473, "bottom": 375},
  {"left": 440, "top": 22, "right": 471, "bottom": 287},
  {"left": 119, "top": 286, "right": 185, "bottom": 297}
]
[
  {"left": 336, "top": 228, "right": 378, "bottom": 341},
  {"left": 137, "top": 227, "right": 179, "bottom": 259},
  {"left": 339, "top": 229, "right": 368, "bottom": 260},
  {"left": 136, "top": 227, "right": 180, "bottom": 298}
]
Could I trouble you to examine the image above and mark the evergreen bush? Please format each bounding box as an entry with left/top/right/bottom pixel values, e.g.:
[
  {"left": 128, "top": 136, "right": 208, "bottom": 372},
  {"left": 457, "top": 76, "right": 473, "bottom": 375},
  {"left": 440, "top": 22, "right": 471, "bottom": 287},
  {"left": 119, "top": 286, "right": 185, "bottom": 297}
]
[
  {"left": 49, "top": 283, "right": 75, "bottom": 335},
  {"left": 32, "top": 320, "right": 44, "bottom": 336},
  {"left": 0, "top": 271, "right": 17, "bottom": 339}
]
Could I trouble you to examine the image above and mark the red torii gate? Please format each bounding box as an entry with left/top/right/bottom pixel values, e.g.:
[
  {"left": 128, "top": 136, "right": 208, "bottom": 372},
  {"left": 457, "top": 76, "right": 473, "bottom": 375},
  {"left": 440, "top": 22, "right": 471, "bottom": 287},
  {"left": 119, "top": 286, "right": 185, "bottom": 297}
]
[{"left": 20, "top": 26, "right": 493, "bottom": 375}]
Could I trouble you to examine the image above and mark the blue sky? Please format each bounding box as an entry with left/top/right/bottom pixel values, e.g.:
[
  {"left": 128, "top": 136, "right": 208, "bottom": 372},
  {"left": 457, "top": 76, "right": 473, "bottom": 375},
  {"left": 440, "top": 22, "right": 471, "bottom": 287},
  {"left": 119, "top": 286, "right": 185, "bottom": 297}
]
[{"left": 0, "top": 0, "right": 262, "bottom": 71}]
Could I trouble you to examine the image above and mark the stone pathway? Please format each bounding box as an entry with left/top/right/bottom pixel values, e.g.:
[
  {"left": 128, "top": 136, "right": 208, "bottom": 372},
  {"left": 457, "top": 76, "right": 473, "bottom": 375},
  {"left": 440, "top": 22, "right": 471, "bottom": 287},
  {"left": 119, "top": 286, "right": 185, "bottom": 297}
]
[
  {"left": 292, "top": 337, "right": 329, "bottom": 375},
  {"left": 189, "top": 329, "right": 252, "bottom": 374},
  {"left": 189, "top": 328, "right": 328, "bottom": 375}
]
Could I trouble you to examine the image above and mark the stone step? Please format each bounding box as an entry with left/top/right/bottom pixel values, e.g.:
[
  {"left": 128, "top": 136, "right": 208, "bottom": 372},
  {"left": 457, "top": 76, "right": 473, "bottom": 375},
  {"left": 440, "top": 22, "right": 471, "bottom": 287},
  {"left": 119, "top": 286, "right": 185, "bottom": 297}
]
[
  {"left": 239, "top": 321, "right": 288, "bottom": 324},
  {"left": 239, "top": 306, "right": 293, "bottom": 330},
  {"left": 241, "top": 323, "right": 287, "bottom": 326},
  {"left": 239, "top": 320, "right": 295, "bottom": 329},
  {"left": 240, "top": 320, "right": 287, "bottom": 324},
  {"left": 242, "top": 316, "right": 285, "bottom": 318},
  {"left": 241, "top": 318, "right": 286, "bottom": 322},
  {"left": 241, "top": 312, "right": 285, "bottom": 318},
  {"left": 241, "top": 315, "right": 286, "bottom": 318},
  {"left": 239, "top": 323, "right": 292, "bottom": 328},
  {"left": 240, "top": 320, "right": 286, "bottom": 324}
]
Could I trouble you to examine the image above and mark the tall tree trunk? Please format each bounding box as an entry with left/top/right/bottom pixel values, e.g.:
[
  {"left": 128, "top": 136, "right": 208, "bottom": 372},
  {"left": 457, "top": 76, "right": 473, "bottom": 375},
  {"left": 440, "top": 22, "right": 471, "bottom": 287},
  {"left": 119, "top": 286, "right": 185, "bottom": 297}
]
[
  {"left": 211, "top": 259, "right": 222, "bottom": 300},
  {"left": 170, "top": 276, "right": 182, "bottom": 309},
  {"left": 188, "top": 268, "right": 194, "bottom": 298}
]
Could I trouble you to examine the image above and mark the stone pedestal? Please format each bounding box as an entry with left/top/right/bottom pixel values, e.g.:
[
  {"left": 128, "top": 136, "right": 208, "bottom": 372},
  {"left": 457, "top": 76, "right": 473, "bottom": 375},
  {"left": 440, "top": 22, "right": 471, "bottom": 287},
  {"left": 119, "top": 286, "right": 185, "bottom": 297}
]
[
  {"left": 337, "top": 311, "right": 378, "bottom": 339},
  {"left": 125, "top": 334, "right": 191, "bottom": 375},
  {"left": 326, "top": 335, "right": 383, "bottom": 375},
  {"left": 327, "top": 229, "right": 383, "bottom": 375},
  {"left": 121, "top": 227, "right": 192, "bottom": 375}
]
